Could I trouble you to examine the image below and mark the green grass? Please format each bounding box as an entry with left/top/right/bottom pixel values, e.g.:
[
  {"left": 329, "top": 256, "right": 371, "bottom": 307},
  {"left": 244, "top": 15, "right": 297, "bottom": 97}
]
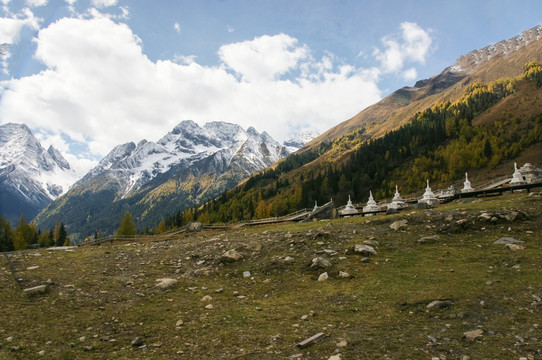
[{"left": 0, "top": 192, "right": 541, "bottom": 359}]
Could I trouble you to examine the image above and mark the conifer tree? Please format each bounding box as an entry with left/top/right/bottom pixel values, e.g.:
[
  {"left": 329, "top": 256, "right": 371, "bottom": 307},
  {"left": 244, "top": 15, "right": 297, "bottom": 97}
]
[
  {"left": 0, "top": 217, "right": 14, "bottom": 252},
  {"left": 56, "top": 223, "right": 67, "bottom": 246},
  {"left": 117, "top": 212, "right": 136, "bottom": 236}
]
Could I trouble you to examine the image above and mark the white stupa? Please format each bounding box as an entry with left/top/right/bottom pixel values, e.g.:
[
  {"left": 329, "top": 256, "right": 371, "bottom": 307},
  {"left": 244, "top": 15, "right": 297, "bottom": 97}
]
[
  {"left": 461, "top": 172, "right": 474, "bottom": 193},
  {"left": 362, "top": 191, "right": 381, "bottom": 214},
  {"left": 418, "top": 180, "right": 440, "bottom": 206},
  {"left": 387, "top": 185, "right": 407, "bottom": 210},
  {"left": 510, "top": 162, "right": 526, "bottom": 185},
  {"left": 340, "top": 195, "right": 358, "bottom": 215}
]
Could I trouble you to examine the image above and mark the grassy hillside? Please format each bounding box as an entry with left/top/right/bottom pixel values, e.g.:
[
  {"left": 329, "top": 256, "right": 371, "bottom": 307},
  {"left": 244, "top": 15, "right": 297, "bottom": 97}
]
[{"left": 1, "top": 192, "right": 540, "bottom": 359}]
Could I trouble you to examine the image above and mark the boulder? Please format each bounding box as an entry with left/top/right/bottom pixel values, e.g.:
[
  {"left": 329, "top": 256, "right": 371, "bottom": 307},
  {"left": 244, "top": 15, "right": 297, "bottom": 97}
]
[
  {"left": 354, "top": 244, "right": 377, "bottom": 256},
  {"left": 317, "top": 272, "right": 329, "bottom": 281},
  {"left": 389, "top": 219, "right": 408, "bottom": 231}
]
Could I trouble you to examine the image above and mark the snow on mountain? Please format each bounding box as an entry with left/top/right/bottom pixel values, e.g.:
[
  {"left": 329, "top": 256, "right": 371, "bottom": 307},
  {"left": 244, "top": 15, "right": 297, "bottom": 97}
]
[
  {"left": 0, "top": 123, "right": 79, "bottom": 223},
  {"left": 81, "top": 121, "right": 298, "bottom": 198},
  {"left": 283, "top": 131, "right": 320, "bottom": 152}
]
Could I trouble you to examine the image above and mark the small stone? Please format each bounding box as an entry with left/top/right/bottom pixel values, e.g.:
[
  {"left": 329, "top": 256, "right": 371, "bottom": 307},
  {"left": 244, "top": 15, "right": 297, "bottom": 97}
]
[
  {"left": 505, "top": 243, "right": 525, "bottom": 251},
  {"left": 360, "top": 257, "right": 370, "bottom": 263},
  {"left": 418, "top": 235, "right": 440, "bottom": 244},
  {"left": 78, "top": 336, "right": 86, "bottom": 342},
  {"left": 155, "top": 278, "right": 178, "bottom": 289},
  {"left": 389, "top": 219, "right": 408, "bottom": 231},
  {"left": 311, "top": 257, "right": 332, "bottom": 269},
  {"left": 26, "top": 266, "right": 39, "bottom": 270},
  {"left": 328, "top": 355, "right": 341, "bottom": 360},
  {"left": 176, "top": 319, "right": 184, "bottom": 327},
  {"left": 205, "top": 304, "right": 214, "bottom": 309},
  {"left": 200, "top": 295, "right": 213, "bottom": 302},
  {"left": 336, "top": 339, "right": 347, "bottom": 348},
  {"left": 354, "top": 244, "right": 377, "bottom": 256},
  {"left": 6, "top": 336, "right": 13, "bottom": 342},
  {"left": 318, "top": 272, "right": 329, "bottom": 281},
  {"left": 242, "top": 271, "right": 251, "bottom": 278},
  {"left": 463, "top": 329, "right": 483, "bottom": 341},
  {"left": 301, "top": 315, "right": 309, "bottom": 320},
  {"left": 23, "top": 285, "right": 48, "bottom": 295},
  {"left": 131, "top": 337, "right": 144, "bottom": 347},
  {"left": 426, "top": 300, "right": 454, "bottom": 309},
  {"left": 38, "top": 350, "right": 45, "bottom": 356},
  {"left": 493, "top": 237, "right": 524, "bottom": 245},
  {"left": 221, "top": 249, "right": 243, "bottom": 263},
  {"left": 338, "top": 271, "right": 350, "bottom": 278},
  {"left": 363, "top": 239, "right": 379, "bottom": 247}
]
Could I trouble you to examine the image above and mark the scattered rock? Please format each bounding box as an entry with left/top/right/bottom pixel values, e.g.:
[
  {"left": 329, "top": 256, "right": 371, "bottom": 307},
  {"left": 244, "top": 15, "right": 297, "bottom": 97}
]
[
  {"left": 23, "top": 285, "right": 48, "bottom": 295},
  {"left": 336, "top": 339, "right": 347, "bottom": 348},
  {"left": 221, "top": 249, "right": 243, "bottom": 263},
  {"left": 311, "top": 257, "right": 332, "bottom": 269},
  {"left": 186, "top": 222, "right": 204, "bottom": 232},
  {"left": 354, "top": 244, "right": 377, "bottom": 256},
  {"left": 463, "top": 329, "right": 483, "bottom": 341},
  {"left": 389, "top": 220, "right": 408, "bottom": 231},
  {"left": 426, "top": 299, "right": 454, "bottom": 310},
  {"left": 338, "top": 271, "right": 350, "bottom": 278},
  {"left": 318, "top": 272, "right": 329, "bottom": 281},
  {"left": 242, "top": 271, "right": 251, "bottom": 278},
  {"left": 155, "top": 278, "right": 178, "bottom": 289},
  {"left": 38, "top": 350, "right": 45, "bottom": 356},
  {"left": 200, "top": 295, "right": 213, "bottom": 302},
  {"left": 205, "top": 304, "right": 214, "bottom": 309},
  {"left": 505, "top": 243, "right": 525, "bottom": 251},
  {"left": 328, "top": 355, "right": 341, "bottom": 360},
  {"left": 175, "top": 319, "right": 184, "bottom": 327},
  {"left": 193, "top": 268, "right": 211, "bottom": 276},
  {"left": 131, "top": 337, "right": 144, "bottom": 347},
  {"left": 360, "top": 257, "right": 370, "bottom": 263},
  {"left": 363, "top": 239, "right": 379, "bottom": 247},
  {"left": 493, "top": 237, "right": 524, "bottom": 245},
  {"left": 418, "top": 235, "right": 440, "bottom": 244}
]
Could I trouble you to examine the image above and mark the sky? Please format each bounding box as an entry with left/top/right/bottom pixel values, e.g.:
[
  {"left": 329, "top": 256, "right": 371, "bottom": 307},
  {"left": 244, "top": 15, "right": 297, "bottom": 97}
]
[{"left": 0, "top": 0, "right": 541, "bottom": 176}]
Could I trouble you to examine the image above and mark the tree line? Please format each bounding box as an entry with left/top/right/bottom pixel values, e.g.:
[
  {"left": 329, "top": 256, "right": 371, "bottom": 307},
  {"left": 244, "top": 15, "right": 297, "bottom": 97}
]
[{"left": 0, "top": 214, "right": 69, "bottom": 252}]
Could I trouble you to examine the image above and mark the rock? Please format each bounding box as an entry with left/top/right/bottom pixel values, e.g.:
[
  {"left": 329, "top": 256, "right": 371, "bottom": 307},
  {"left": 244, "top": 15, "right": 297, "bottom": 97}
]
[
  {"left": 389, "top": 220, "right": 408, "bottom": 231},
  {"left": 463, "top": 329, "right": 483, "bottom": 341},
  {"left": 6, "top": 336, "right": 13, "bottom": 342},
  {"left": 205, "top": 304, "right": 214, "bottom": 309},
  {"left": 418, "top": 235, "right": 440, "bottom": 244},
  {"left": 221, "top": 249, "right": 243, "bottom": 263},
  {"left": 318, "top": 272, "right": 329, "bottom": 281},
  {"left": 426, "top": 300, "right": 454, "bottom": 309},
  {"left": 78, "top": 336, "right": 86, "bottom": 342},
  {"left": 186, "top": 222, "right": 204, "bottom": 232},
  {"left": 360, "top": 257, "right": 370, "bottom": 263},
  {"left": 354, "top": 244, "right": 377, "bottom": 256},
  {"left": 338, "top": 271, "right": 350, "bottom": 278},
  {"left": 155, "top": 278, "right": 178, "bottom": 289},
  {"left": 242, "top": 271, "right": 251, "bottom": 278},
  {"left": 493, "top": 237, "right": 524, "bottom": 245},
  {"left": 175, "top": 319, "right": 184, "bottom": 327},
  {"left": 200, "top": 295, "right": 213, "bottom": 302},
  {"left": 38, "top": 350, "right": 45, "bottom": 356},
  {"left": 23, "top": 285, "right": 48, "bottom": 295},
  {"left": 336, "top": 339, "right": 347, "bottom": 348},
  {"left": 311, "top": 257, "right": 332, "bottom": 269},
  {"left": 131, "top": 336, "right": 144, "bottom": 346},
  {"left": 505, "top": 243, "right": 525, "bottom": 251},
  {"left": 329, "top": 355, "right": 341, "bottom": 360},
  {"left": 194, "top": 268, "right": 211, "bottom": 276},
  {"left": 363, "top": 239, "right": 379, "bottom": 247}
]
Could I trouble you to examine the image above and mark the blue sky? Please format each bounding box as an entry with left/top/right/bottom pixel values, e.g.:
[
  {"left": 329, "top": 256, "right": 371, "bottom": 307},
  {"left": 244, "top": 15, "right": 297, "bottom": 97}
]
[{"left": 0, "top": 0, "right": 541, "bottom": 175}]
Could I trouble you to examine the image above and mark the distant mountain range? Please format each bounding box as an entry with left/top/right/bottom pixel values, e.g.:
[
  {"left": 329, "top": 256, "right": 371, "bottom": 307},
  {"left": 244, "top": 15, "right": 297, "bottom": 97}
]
[
  {"left": 0, "top": 123, "right": 79, "bottom": 224},
  {"left": 28, "top": 121, "right": 315, "bottom": 240}
]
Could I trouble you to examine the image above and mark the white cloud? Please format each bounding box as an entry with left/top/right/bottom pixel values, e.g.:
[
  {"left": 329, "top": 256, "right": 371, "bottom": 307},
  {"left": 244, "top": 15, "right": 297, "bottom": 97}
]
[
  {"left": 402, "top": 67, "right": 418, "bottom": 81},
  {"left": 25, "top": 0, "right": 47, "bottom": 7},
  {"left": 64, "top": 0, "right": 77, "bottom": 4},
  {"left": 174, "top": 22, "right": 181, "bottom": 34},
  {"left": 218, "top": 33, "right": 309, "bottom": 82},
  {"left": 374, "top": 21, "right": 432, "bottom": 74},
  {"left": 91, "top": 0, "right": 117, "bottom": 8},
  {"left": 226, "top": 25, "right": 234, "bottom": 33},
  {"left": 0, "top": 17, "right": 383, "bottom": 165}
]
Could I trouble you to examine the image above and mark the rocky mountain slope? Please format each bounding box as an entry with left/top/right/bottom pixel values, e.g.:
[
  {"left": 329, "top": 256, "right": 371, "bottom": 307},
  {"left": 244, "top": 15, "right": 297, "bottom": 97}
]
[
  {"left": 34, "top": 121, "right": 314, "bottom": 240},
  {"left": 0, "top": 123, "right": 78, "bottom": 224},
  {"left": 304, "top": 25, "right": 542, "bottom": 150}
]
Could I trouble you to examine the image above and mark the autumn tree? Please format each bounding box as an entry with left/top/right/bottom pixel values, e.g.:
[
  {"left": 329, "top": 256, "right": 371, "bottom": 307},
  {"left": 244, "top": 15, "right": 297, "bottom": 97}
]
[{"left": 117, "top": 211, "right": 136, "bottom": 236}]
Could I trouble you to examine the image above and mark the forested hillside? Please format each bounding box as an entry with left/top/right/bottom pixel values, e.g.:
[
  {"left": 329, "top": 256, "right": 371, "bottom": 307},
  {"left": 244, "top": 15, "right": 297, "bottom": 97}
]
[{"left": 159, "top": 62, "right": 542, "bottom": 229}]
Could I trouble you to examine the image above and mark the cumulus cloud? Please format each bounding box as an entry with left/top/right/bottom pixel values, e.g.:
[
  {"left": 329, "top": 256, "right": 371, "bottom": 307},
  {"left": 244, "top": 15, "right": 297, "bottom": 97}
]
[
  {"left": 218, "top": 33, "right": 309, "bottom": 82},
  {"left": 174, "top": 22, "right": 181, "bottom": 34},
  {"left": 374, "top": 21, "right": 432, "bottom": 75}
]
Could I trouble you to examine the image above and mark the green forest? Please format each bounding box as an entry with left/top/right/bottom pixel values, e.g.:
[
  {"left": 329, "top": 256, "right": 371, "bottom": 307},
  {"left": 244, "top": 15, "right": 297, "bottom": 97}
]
[
  {"left": 0, "top": 214, "right": 70, "bottom": 252},
  {"left": 158, "top": 61, "right": 542, "bottom": 230}
]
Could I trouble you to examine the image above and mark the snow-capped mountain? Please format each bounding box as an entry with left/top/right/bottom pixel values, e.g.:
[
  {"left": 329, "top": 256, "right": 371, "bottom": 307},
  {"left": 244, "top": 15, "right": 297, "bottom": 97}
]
[
  {"left": 0, "top": 123, "right": 78, "bottom": 224},
  {"left": 77, "top": 120, "right": 290, "bottom": 198},
  {"left": 284, "top": 131, "right": 320, "bottom": 152},
  {"left": 34, "top": 121, "right": 309, "bottom": 240}
]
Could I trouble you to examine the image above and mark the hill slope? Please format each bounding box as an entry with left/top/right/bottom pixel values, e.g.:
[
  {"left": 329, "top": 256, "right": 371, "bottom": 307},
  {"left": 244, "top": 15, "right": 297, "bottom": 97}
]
[{"left": 1, "top": 192, "right": 540, "bottom": 359}]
